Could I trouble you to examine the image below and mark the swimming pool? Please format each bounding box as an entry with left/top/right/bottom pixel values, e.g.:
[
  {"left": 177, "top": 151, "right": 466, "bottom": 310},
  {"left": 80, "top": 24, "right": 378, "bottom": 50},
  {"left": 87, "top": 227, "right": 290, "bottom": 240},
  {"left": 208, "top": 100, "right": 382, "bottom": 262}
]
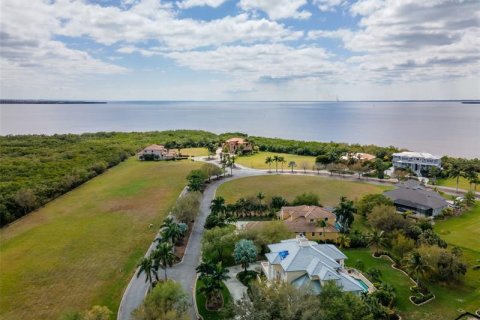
[{"left": 354, "top": 278, "right": 369, "bottom": 292}]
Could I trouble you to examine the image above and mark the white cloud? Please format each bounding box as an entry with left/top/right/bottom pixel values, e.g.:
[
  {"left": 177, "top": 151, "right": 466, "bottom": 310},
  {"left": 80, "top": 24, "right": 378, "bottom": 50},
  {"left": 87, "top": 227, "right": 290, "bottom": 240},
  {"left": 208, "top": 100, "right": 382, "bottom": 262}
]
[
  {"left": 238, "top": 0, "right": 311, "bottom": 20},
  {"left": 177, "top": 0, "right": 228, "bottom": 9},
  {"left": 163, "top": 44, "right": 342, "bottom": 82},
  {"left": 313, "top": 0, "right": 345, "bottom": 12},
  {"left": 53, "top": 1, "right": 302, "bottom": 49},
  {"left": 310, "top": 0, "right": 480, "bottom": 83}
]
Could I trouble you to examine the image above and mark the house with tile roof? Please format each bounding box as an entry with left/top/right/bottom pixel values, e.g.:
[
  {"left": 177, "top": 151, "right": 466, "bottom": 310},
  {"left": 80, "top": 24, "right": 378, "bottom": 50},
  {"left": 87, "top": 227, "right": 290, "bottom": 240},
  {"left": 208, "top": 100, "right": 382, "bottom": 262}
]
[
  {"left": 223, "top": 137, "right": 253, "bottom": 155},
  {"left": 279, "top": 205, "right": 340, "bottom": 241},
  {"left": 137, "top": 144, "right": 177, "bottom": 161},
  {"left": 261, "top": 236, "right": 368, "bottom": 295},
  {"left": 384, "top": 180, "right": 448, "bottom": 217}
]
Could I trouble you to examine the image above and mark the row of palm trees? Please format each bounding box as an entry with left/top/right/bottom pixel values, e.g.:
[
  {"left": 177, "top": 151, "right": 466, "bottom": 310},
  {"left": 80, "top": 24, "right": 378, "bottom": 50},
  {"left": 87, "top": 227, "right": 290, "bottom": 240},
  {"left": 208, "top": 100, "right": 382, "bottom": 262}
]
[
  {"left": 220, "top": 154, "right": 236, "bottom": 176},
  {"left": 265, "top": 155, "right": 287, "bottom": 173},
  {"left": 137, "top": 217, "right": 187, "bottom": 285}
]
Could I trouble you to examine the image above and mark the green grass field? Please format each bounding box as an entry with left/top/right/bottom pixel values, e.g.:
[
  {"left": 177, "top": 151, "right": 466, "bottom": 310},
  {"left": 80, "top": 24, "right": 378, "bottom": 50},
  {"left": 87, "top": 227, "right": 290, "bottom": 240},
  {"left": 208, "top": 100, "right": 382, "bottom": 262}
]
[
  {"left": 435, "top": 177, "right": 473, "bottom": 191},
  {"left": 236, "top": 152, "right": 316, "bottom": 170},
  {"left": 195, "top": 279, "right": 232, "bottom": 320},
  {"left": 0, "top": 157, "right": 201, "bottom": 320},
  {"left": 181, "top": 147, "right": 208, "bottom": 157},
  {"left": 216, "top": 175, "right": 392, "bottom": 207}
]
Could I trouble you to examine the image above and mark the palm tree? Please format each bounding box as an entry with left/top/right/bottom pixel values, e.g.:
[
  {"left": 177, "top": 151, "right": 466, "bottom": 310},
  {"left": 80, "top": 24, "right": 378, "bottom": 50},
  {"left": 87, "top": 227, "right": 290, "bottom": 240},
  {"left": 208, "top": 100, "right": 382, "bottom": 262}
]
[
  {"left": 404, "top": 251, "right": 432, "bottom": 286},
  {"left": 161, "top": 218, "right": 183, "bottom": 245},
  {"left": 210, "top": 196, "right": 226, "bottom": 215},
  {"left": 198, "top": 275, "right": 222, "bottom": 305},
  {"left": 279, "top": 157, "right": 286, "bottom": 172},
  {"left": 273, "top": 155, "right": 280, "bottom": 173},
  {"left": 256, "top": 192, "right": 265, "bottom": 205},
  {"left": 197, "top": 261, "right": 230, "bottom": 306},
  {"left": 337, "top": 234, "right": 351, "bottom": 249},
  {"left": 265, "top": 156, "right": 273, "bottom": 172},
  {"left": 448, "top": 161, "right": 464, "bottom": 193},
  {"left": 288, "top": 161, "right": 297, "bottom": 173},
  {"left": 227, "top": 155, "right": 236, "bottom": 176},
  {"left": 367, "top": 230, "right": 386, "bottom": 256},
  {"left": 153, "top": 241, "right": 175, "bottom": 280},
  {"left": 333, "top": 196, "right": 356, "bottom": 233},
  {"left": 318, "top": 219, "right": 327, "bottom": 243},
  {"left": 137, "top": 257, "right": 157, "bottom": 285}
]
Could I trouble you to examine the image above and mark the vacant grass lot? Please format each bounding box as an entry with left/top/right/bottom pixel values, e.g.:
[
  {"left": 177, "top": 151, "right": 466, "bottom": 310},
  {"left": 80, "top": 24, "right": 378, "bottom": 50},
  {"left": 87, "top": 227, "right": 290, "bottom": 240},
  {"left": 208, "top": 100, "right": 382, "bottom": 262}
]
[
  {"left": 181, "top": 147, "right": 208, "bottom": 157},
  {"left": 435, "top": 177, "right": 472, "bottom": 191},
  {"left": 217, "top": 175, "right": 392, "bottom": 207},
  {"left": 0, "top": 158, "right": 201, "bottom": 320},
  {"left": 236, "top": 152, "right": 316, "bottom": 170}
]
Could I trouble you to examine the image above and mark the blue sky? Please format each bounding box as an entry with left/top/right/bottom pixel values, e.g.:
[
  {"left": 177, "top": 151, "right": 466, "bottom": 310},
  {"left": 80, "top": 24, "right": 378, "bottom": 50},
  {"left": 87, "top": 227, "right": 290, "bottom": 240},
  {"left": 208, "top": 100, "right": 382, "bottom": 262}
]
[{"left": 1, "top": 0, "right": 479, "bottom": 100}]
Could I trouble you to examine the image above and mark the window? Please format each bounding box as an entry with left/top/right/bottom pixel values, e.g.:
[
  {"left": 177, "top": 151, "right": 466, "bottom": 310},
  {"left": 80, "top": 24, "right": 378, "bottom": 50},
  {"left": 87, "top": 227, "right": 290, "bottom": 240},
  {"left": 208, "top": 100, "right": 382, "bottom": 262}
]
[
  {"left": 324, "top": 217, "right": 328, "bottom": 221},
  {"left": 310, "top": 219, "right": 314, "bottom": 223},
  {"left": 312, "top": 232, "right": 315, "bottom": 236}
]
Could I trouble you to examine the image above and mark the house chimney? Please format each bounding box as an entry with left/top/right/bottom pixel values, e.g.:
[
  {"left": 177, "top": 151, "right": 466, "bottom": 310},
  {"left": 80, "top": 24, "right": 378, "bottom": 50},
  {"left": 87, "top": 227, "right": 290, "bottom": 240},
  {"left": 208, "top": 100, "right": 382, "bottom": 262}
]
[{"left": 296, "top": 234, "right": 310, "bottom": 246}]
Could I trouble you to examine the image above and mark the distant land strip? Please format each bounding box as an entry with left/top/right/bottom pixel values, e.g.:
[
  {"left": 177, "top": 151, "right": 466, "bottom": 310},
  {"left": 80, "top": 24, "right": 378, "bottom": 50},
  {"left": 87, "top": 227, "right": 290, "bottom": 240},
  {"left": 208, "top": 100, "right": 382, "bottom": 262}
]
[{"left": 0, "top": 99, "right": 107, "bottom": 104}]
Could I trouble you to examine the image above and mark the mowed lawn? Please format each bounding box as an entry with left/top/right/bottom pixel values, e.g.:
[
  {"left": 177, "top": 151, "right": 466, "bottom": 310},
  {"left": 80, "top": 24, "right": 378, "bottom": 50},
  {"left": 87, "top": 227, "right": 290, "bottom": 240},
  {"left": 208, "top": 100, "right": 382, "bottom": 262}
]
[
  {"left": 435, "top": 177, "right": 473, "bottom": 191},
  {"left": 0, "top": 158, "right": 201, "bottom": 320},
  {"left": 236, "top": 152, "right": 316, "bottom": 170},
  {"left": 216, "top": 175, "right": 392, "bottom": 207},
  {"left": 180, "top": 147, "right": 208, "bottom": 157}
]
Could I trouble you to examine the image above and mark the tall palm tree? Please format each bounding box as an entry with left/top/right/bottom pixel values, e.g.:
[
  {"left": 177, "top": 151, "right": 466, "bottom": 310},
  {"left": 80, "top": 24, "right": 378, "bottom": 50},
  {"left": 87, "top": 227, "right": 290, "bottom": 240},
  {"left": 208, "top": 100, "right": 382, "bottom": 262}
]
[
  {"left": 210, "top": 196, "right": 226, "bottom": 215},
  {"left": 273, "top": 155, "right": 280, "bottom": 173},
  {"left": 265, "top": 156, "right": 273, "bottom": 172},
  {"left": 278, "top": 156, "right": 286, "bottom": 172},
  {"left": 256, "top": 192, "right": 265, "bottom": 205},
  {"left": 333, "top": 196, "right": 356, "bottom": 233},
  {"left": 448, "top": 161, "right": 464, "bottom": 193},
  {"left": 227, "top": 155, "right": 236, "bottom": 176},
  {"left": 337, "top": 234, "right": 351, "bottom": 249},
  {"left": 404, "top": 251, "right": 432, "bottom": 286},
  {"left": 153, "top": 241, "right": 175, "bottom": 280},
  {"left": 318, "top": 219, "right": 327, "bottom": 243},
  {"left": 367, "top": 230, "right": 386, "bottom": 256},
  {"left": 288, "top": 161, "right": 297, "bottom": 173},
  {"left": 137, "top": 256, "right": 157, "bottom": 284}
]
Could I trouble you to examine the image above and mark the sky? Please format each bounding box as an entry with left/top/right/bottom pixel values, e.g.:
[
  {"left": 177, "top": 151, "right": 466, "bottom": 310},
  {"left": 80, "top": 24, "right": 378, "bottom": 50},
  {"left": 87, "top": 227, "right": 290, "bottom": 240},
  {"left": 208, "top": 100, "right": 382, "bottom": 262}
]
[{"left": 0, "top": 0, "right": 479, "bottom": 101}]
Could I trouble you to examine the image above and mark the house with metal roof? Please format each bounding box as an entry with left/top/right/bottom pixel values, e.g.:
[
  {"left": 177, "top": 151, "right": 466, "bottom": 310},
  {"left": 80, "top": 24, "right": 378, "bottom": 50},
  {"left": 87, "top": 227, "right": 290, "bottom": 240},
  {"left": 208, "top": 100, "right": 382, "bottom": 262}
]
[
  {"left": 384, "top": 180, "right": 448, "bottom": 217},
  {"left": 261, "top": 236, "right": 368, "bottom": 295},
  {"left": 392, "top": 151, "right": 441, "bottom": 176}
]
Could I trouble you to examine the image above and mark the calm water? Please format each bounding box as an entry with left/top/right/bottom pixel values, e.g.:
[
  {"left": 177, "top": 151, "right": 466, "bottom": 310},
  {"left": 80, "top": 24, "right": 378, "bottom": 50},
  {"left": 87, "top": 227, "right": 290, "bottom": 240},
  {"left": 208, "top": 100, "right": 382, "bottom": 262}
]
[{"left": 1, "top": 101, "right": 479, "bottom": 158}]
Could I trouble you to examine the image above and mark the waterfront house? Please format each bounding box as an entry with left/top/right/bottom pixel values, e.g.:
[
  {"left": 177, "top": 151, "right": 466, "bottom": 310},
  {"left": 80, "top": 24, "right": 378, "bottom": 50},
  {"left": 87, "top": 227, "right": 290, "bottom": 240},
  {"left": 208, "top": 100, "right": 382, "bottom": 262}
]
[
  {"left": 223, "top": 137, "right": 253, "bottom": 154},
  {"left": 384, "top": 180, "right": 448, "bottom": 217},
  {"left": 138, "top": 144, "right": 177, "bottom": 160},
  {"left": 392, "top": 152, "right": 441, "bottom": 176},
  {"left": 340, "top": 152, "right": 376, "bottom": 162},
  {"left": 261, "top": 236, "right": 368, "bottom": 295}
]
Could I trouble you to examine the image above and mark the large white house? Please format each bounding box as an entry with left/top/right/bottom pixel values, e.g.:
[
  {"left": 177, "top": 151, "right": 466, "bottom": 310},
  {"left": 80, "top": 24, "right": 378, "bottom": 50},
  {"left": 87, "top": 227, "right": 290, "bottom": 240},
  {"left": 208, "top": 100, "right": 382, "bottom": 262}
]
[
  {"left": 261, "top": 236, "right": 371, "bottom": 295},
  {"left": 392, "top": 152, "right": 441, "bottom": 176}
]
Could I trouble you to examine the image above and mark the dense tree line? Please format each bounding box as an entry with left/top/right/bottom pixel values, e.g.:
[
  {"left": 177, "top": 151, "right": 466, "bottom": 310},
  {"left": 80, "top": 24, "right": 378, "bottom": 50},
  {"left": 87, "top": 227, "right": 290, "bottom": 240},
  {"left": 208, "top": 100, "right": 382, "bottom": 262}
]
[
  {"left": 0, "top": 130, "right": 217, "bottom": 226},
  {"left": 250, "top": 136, "right": 401, "bottom": 160}
]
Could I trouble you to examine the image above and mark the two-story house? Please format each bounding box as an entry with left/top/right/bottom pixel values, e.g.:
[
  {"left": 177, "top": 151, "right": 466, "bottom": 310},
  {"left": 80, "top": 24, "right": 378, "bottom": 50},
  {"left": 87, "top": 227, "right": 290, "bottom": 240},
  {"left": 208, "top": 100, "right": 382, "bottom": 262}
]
[{"left": 392, "top": 152, "right": 441, "bottom": 176}]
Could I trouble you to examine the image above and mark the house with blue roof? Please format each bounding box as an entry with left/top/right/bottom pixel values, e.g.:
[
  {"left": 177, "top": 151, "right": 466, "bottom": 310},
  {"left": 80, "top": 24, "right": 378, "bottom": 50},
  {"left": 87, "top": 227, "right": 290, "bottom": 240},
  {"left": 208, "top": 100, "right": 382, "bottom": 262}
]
[{"left": 261, "top": 235, "right": 371, "bottom": 295}]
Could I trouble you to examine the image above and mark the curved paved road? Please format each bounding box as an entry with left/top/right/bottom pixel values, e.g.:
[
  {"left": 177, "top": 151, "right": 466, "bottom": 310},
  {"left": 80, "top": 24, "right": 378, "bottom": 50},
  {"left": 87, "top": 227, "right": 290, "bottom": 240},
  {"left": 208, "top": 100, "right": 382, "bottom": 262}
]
[
  {"left": 117, "top": 163, "right": 261, "bottom": 320},
  {"left": 118, "top": 159, "right": 478, "bottom": 320}
]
